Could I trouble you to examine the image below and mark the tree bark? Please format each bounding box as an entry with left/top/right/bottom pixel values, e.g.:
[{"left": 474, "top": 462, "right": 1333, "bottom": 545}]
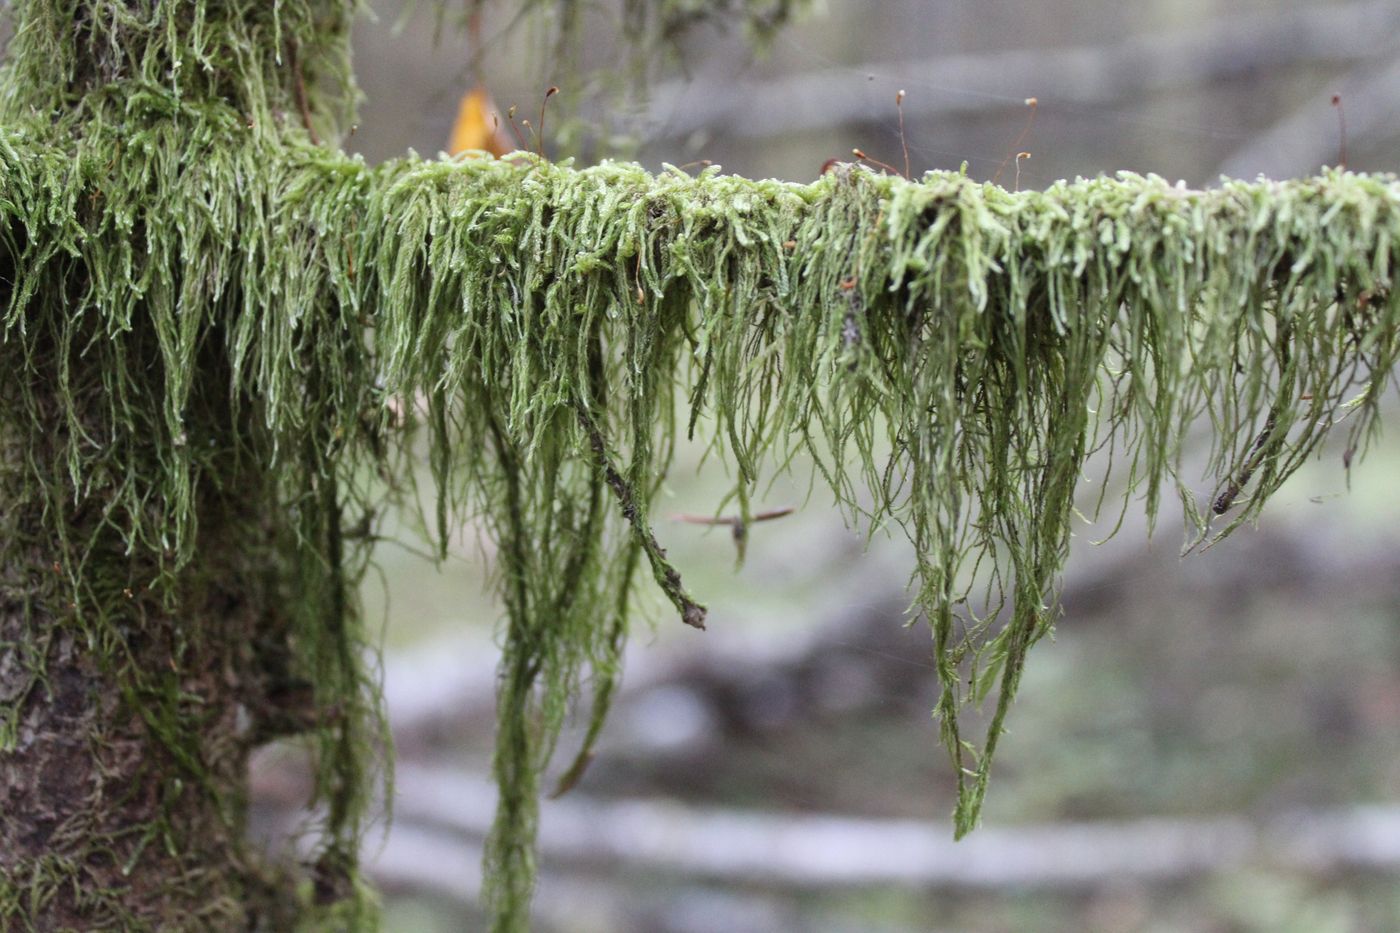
[
  {"left": 0, "top": 363, "right": 309, "bottom": 929},
  {"left": 0, "top": 2, "right": 363, "bottom": 926}
]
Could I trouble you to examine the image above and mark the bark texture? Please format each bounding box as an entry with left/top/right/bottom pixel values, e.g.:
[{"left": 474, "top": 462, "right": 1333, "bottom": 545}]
[
  {"left": 0, "top": 352, "right": 311, "bottom": 930},
  {"left": 0, "top": 2, "right": 373, "bottom": 926}
]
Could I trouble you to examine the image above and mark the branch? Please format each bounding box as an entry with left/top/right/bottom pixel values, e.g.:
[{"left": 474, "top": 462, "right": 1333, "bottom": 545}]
[
  {"left": 370, "top": 765, "right": 1400, "bottom": 890},
  {"left": 12, "top": 113, "right": 1400, "bottom": 918},
  {"left": 640, "top": 2, "right": 1400, "bottom": 143},
  {"left": 672, "top": 505, "right": 795, "bottom": 563},
  {"left": 575, "top": 403, "right": 707, "bottom": 630},
  {"left": 1216, "top": 57, "right": 1400, "bottom": 179}
]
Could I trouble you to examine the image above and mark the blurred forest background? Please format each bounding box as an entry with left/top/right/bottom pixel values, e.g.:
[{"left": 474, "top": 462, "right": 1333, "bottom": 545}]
[{"left": 245, "top": 1, "right": 1400, "bottom": 930}]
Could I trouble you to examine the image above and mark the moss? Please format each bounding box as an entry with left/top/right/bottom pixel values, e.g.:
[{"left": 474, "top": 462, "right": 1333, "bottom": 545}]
[
  {"left": 361, "top": 160, "right": 1400, "bottom": 886},
  {"left": 3, "top": 1, "right": 1400, "bottom": 931}
]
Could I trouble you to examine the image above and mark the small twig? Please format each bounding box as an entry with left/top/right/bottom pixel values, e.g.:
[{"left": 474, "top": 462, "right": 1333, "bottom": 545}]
[
  {"left": 672, "top": 507, "right": 796, "bottom": 528},
  {"left": 576, "top": 404, "right": 707, "bottom": 630},
  {"left": 1212, "top": 412, "right": 1277, "bottom": 515},
  {"left": 1215, "top": 324, "right": 1296, "bottom": 516},
  {"left": 287, "top": 39, "right": 320, "bottom": 146},
  {"left": 674, "top": 506, "right": 796, "bottom": 565}
]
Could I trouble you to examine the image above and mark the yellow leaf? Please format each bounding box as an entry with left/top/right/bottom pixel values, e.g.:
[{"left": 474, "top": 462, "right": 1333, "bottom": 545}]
[{"left": 448, "top": 85, "right": 514, "bottom": 158}]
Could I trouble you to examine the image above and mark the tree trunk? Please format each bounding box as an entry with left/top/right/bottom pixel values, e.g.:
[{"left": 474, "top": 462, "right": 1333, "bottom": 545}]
[
  {"left": 0, "top": 2, "right": 368, "bottom": 926},
  {"left": 0, "top": 353, "right": 310, "bottom": 929},
  {"left": 0, "top": 521, "right": 291, "bottom": 930}
]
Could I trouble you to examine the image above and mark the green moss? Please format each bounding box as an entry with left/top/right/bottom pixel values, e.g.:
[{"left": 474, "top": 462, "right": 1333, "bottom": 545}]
[
  {"left": 3, "top": 1, "right": 1399, "bottom": 931},
  {"left": 362, "top": 160, "right": 1400, "bottom": 879}
]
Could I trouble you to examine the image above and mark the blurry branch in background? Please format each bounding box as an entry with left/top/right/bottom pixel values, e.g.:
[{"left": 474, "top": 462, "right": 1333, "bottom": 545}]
[
  {"left": 382, "top": 551, "right": 909, "bottom": 743},
  {"left": 368, "top": 766, "right": 1400, "bottom": 896},
  {"left": 250, "top": 760, "right": 1400, "bottom": 913},
  {"left": 1216, "top": 57, "right": 1400, "bottom": 179},
  {"left": 370, "top": 825, "right": 923, "bottom": 933},
  {"left": 381, "top": 520, "right": 1400, "bottom": 744},
  {"left": 642, "top": 2, "right": 1400, "bottom": 144},
  {"left": 250, "top": 522, "right": 1400, "bottom": 920}
]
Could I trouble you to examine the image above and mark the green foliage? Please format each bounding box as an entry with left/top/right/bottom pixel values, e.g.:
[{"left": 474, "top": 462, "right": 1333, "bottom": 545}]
[{"left": 3, "top": 1, "right": 1400, "bottom": 931}]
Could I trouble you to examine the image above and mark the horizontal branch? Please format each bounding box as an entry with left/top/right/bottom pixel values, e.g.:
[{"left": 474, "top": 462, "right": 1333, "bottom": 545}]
[
  {"left": 641, "top": 1, "right": 1400, "bottom": 143},
  {"left": 9, "top": 122, "right": 1400, "bottom": 916},
  {"left": 1217, "top": 57, "right": 1400, "bottom": 180},
  {"left": 327, "top": 154, "right": 1400, "bottom": 842},
  {"left": 377, "top": 765, "right": 1400, "bottom": 890}
]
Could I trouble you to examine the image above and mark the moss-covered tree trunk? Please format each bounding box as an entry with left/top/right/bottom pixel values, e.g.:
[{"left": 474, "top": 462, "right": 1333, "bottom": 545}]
[
  {"left": 0, "top": 1, "right": 373, "bottom": 928},
  {"left": 0, "top": 236, "right": 343, "bottom": 929},
  {"left": 0, "top": 425, "right": 300, "bottom": 929}
]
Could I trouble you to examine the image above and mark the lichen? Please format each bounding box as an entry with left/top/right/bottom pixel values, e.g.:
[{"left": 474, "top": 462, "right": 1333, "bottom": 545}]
[{"left": 2, "top": 2, "right": 1399, "bottom": 932}]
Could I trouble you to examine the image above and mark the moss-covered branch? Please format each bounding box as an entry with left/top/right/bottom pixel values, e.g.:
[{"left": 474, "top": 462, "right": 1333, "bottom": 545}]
[
  {"left": 358, "top": 157, "right": 1400, "bottom": 853},
  {"left": 5, "top": 91, "right": 1400, "bottom": 923}
]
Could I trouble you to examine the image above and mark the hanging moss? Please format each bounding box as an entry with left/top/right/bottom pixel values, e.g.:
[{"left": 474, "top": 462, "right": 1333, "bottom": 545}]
[
  {"left": 3, "top": 1, "right": 1400, "bottom": 931},
  {"left": 357, "top": 161, "right": 1400, "bottom": 929}
]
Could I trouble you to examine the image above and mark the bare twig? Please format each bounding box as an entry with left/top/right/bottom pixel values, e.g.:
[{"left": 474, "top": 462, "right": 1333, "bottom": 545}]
[
  {"left": 674, "top": 507, "right": 797, "bottom": 564},
  {"left": 672, "top": 506, "right": 796, "bottom": 528},
  {"left": 576, "top": 403, "right": 707, "bottom": 630},
  {"left": 1212, "top": 412, "right": 1277, "bottom": 515}
]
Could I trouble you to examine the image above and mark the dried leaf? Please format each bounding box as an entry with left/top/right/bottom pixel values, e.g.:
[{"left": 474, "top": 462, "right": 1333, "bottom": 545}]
[{"left": 448, "top": 84, "right": 514, "bottom": 157}]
